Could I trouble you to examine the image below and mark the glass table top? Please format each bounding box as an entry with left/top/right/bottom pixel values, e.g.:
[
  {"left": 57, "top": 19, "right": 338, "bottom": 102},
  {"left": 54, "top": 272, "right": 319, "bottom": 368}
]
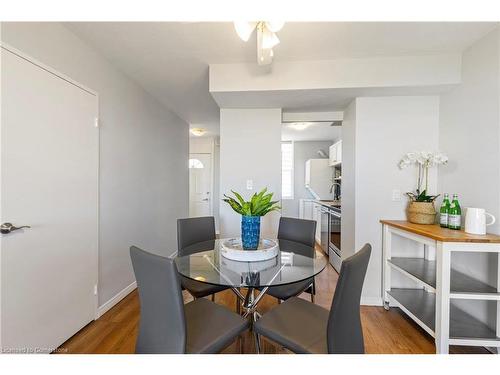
[{"left": 175, "top": 239, "right": 327, "bottom": 288}]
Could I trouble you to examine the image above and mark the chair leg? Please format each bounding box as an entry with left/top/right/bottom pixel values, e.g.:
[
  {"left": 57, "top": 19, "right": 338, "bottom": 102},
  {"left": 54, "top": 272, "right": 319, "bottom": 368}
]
[
  {"left": 238, "top": 334, "right": 243, "bottom": 354},
  {"left": 254, "top": 331, "right": 261, "bottom": 354},
  {"left": 211, "top": 293, "right": 215, "bottom": 302},
  {"left": 310, "top": 280, "right": 316, "bottom": 303},
  {"left": 236, "top": 297, "right": 241, "bottom": 315}
]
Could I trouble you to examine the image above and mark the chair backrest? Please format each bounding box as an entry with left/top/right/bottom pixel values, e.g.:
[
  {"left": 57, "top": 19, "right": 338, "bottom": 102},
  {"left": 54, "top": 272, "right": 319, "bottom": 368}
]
[
  {"left": 130, "top": 246, "right": 186, "bottom": 354},
  {"left": 327, "top": 243, "right": 371, "bottom": 354},
  {"left": 177, "top": 216, "right": 216, "bottom": 256},
  {"left": 277, "top": 216, "right": 316, "bottom": 248}
]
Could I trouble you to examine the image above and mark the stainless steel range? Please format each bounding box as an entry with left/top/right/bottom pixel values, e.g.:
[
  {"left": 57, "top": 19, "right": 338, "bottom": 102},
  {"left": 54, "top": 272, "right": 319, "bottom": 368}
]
[
  {"left": 319, "top": 204, "right": 342, "bottom": 273},
  {"left": 328, "top": 206, "right": 341, "bottom": 272}
]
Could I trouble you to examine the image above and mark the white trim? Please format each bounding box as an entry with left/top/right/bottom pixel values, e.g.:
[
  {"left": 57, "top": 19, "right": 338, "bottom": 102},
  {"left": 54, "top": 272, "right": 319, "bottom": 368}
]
[
  {"left": 97, "top": 281, "right": 137, "bottom": 319},
  {"left": 360, "top": 296, "right": 383, "bottom": 306},
  {"left": 0, "top": 43, "right": 98, "bottom": 96}
]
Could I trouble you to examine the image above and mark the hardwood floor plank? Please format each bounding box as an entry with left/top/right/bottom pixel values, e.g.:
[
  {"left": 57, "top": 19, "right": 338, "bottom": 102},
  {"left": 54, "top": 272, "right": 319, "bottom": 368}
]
[{"left": 56, "top": 258, "right": 490, "bottom": 354}]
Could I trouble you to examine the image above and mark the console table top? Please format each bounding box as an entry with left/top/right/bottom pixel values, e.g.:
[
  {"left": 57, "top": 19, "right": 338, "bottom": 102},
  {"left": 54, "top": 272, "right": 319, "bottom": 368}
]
[{"left": 380, "top": 220, "right": 500, "bottom": 243}]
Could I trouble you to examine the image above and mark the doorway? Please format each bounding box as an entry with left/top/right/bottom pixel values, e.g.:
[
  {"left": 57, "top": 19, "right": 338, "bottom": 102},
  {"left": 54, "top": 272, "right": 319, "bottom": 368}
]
[
  {"left": 189, "top": 153, "right": 212, "bottom": 217},
  {"left": 0, "top": 46, "right": 99, "bottom": 352}
]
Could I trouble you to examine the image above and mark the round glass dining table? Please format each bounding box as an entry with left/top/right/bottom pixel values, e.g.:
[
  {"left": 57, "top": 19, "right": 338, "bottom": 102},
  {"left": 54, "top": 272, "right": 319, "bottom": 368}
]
[{"left": 175, "top": 238, "right": 327, "bottom": 321}]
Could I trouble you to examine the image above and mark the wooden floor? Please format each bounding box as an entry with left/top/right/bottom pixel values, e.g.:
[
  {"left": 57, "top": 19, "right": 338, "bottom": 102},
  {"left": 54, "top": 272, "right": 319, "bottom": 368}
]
[{"left": 56, "top": 259, "right": 490, "bottom": 354}]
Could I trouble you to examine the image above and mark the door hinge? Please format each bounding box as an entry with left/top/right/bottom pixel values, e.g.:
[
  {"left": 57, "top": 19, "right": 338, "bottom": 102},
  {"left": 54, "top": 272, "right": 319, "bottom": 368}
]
[
  {"left": 94, "top": 118, "right": 99, "bottom": 128},
  {"left": 94, "top": 284, "right": 98, "bottom": 295}
]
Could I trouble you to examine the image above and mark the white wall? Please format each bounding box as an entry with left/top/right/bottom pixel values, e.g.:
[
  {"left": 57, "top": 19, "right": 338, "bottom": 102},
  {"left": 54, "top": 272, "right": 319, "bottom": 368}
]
[
  {"left": 341, "top": 100, "right": 357, "bottom": 264},
  {"left": 219, "top": 108, "right": 282, "bottom": 238},
  {"left": 213, "top": 139, "right": 221, "bottom": 231},
  {"left": 1, "top": 22, "right": 189, "bottom": 308},
  {"left": 343, "top": 96, "right": 440, "bottom": 305},
  {"left": 438, "top": 28, "right": 500, "bottom": 328},
  {"left": 281, "top": 141, "right": 335, "bottom": 218}
]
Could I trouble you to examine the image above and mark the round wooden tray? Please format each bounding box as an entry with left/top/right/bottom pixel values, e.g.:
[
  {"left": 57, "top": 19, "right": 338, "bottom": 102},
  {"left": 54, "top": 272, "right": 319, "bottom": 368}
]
[{"left": 220, "top": 238, "right": 279, "bottom": 262}]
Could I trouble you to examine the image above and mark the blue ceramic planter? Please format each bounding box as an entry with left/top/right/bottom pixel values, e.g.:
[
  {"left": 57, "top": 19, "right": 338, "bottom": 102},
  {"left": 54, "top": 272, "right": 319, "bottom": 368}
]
[{"left": 241, "top": 215, "right": 261, "bottom": 250}]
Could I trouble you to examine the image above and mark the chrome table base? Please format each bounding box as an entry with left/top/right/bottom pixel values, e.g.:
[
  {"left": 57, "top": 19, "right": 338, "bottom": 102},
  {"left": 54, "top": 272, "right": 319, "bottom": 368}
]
[{"left": 231, "top": 286, "right": 267, "bottom": 354}]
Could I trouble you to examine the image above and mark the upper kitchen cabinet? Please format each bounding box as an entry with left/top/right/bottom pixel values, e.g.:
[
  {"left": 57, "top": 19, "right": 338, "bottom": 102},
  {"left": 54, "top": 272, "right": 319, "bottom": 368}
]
[{"left": 329, "top": 140, "right": 342, "bottom": 166}]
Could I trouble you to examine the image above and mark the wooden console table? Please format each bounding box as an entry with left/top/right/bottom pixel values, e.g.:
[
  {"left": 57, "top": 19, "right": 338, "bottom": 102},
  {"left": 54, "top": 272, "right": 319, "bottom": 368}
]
[{"left": 381, "top": 220, "right": 500, "bottom": 354}]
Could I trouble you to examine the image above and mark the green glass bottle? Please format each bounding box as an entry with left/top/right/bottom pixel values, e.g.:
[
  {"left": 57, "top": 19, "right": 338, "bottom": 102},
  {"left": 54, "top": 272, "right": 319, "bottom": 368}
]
[
  {"left": 448, "top": 194, "right": 462, "bottom": 230},
  {"left": 439, "top": 193, "right": 451, "bottom": 228}
]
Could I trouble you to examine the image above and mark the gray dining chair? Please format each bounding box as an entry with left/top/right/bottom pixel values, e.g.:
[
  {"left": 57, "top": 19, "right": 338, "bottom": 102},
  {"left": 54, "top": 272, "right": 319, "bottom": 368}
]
[
  {"left": 263, "top": 217, "right": 317, "bottom": 303},
  {"left": 254, "top": 243, "right": 371, "bottom": 354},
  {"left": 130, "top": 246, "right": 250, "bottom": 353},
  {"left": 177, "top": 216, "right": 228, "bottom": 300}
]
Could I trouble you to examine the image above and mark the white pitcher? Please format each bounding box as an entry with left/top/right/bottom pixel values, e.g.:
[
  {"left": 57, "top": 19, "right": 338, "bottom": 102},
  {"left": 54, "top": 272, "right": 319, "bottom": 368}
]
[{"left": 465, "top": 208, "right": 496, "bottom": 235}]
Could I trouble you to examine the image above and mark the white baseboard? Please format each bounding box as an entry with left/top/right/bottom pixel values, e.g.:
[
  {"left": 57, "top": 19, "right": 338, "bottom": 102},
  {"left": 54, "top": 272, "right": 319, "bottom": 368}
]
[
  {"left": 96, "top": 281, "right": 137, "bottom": 319},
  {"left": 361, "top": 296, "right": 383, "bottom": 306}
]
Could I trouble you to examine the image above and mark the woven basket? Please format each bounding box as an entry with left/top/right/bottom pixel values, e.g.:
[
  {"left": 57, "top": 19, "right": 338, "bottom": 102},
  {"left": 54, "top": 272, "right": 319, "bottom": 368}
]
[{"left": 407, "top": 201, "right": 436, "bottom": 225}]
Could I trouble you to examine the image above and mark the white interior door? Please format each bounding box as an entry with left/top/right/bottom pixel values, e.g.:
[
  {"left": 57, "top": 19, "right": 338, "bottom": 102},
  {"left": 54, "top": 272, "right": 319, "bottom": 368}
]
[
  {"left": 0, "top": 47, "right": 99, "bottom": 352},
  {"left": 189, "top": 153, "right": 212, "bottom": 217}
]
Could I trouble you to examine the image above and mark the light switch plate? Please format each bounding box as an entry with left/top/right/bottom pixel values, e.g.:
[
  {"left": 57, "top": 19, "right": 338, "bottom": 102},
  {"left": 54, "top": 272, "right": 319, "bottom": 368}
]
[
  {"left": 392, "top": 189, "right": 402, "bottom": 201},
  {"left": 246, "top": 180, "right": 253, "bottom": 190}
]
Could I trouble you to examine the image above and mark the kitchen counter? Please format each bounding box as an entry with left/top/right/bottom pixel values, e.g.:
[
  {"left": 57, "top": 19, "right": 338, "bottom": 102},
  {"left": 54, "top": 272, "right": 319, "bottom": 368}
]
[{"left": 314, "top": 200, "right": 341, "bottom": 210}]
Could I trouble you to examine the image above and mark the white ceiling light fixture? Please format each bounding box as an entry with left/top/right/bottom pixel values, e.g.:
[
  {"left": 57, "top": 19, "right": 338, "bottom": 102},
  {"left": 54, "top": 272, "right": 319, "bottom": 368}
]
[
  {"left": 234, "top": 21, "right": 284, "bottom": 65},
  {"left": 287, "top": 122, "right": 315, "bottom": 131},
  {"left": 190, "top": 127, "right": 206, "bottom": 137},
  {"left": 234, "top": 21, "right": 258, "bottom": 42}
]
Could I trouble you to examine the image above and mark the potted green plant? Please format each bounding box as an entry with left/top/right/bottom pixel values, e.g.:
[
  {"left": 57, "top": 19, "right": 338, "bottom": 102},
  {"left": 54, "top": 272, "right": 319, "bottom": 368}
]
[
  {"left": 399, "top": 151, "right": 448, "bottom": 224},
  {"left": 223, "top": 188, "right": 280, "bottom": 249}
]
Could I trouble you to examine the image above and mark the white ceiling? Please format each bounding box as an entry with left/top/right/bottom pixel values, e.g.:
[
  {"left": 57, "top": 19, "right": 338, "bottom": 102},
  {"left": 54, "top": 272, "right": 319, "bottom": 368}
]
[
  {"left": 66, "top": 22, "right": 497, "bottom": 136},
  {"left": 282, "top": 122, "right": 341, "bottom": 142}
]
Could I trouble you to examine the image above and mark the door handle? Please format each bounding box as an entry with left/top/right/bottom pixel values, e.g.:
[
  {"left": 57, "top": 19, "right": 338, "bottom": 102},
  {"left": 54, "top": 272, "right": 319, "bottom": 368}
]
[
  {"left": 202, "top": 198, "right": 209, "bottom": 201},
  {"left": 0, "top": 222, "right": 31, "bottom": 234}
]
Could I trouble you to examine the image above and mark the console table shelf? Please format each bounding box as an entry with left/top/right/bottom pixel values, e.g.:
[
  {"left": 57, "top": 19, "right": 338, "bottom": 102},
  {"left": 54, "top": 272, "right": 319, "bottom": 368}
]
[
  {"left": 388, "top": 289, "right": 500, "bottom": 346},
  {"left": 388, "top": 257, "right": 499, "bottom": 296},
  {"left": 381, "top": 220, "right": 500, "bottom": 353}
]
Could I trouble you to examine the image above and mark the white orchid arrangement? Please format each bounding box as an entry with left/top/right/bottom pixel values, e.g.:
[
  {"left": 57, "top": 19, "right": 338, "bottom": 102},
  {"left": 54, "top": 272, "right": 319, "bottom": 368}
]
[{"left": 399, "top": 151, "right": 448, "bottom": 202}]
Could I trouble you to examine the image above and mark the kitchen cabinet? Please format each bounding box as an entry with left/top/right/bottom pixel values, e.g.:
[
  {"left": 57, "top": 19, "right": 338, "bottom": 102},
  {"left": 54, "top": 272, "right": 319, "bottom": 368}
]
[
  {"left": 301, "top": 199, "right": 321, "bottom": 245},
  {"left": 329, "top": 140, "right": 342, "bottom": 166},
  {"left": 299, "top": 199, "right": 314, "bottom": 220}
]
